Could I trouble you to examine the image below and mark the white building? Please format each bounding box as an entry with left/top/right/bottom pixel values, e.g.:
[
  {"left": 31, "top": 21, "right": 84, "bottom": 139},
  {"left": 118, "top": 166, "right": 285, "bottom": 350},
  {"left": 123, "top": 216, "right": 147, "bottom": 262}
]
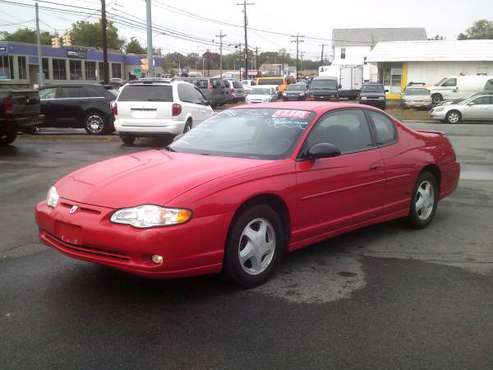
[
  {"left": 331, "top": 28, "right": 427, "bottom": 80},
  {"left": 366, "top": 39, "right": 493, "bottom": 98}
]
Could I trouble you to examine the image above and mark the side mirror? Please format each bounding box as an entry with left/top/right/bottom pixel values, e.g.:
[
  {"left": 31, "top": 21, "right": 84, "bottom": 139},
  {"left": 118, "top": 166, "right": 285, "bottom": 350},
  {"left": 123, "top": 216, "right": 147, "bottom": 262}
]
[{"left": 306, "top": 142, "right": 341, "bottom": 160}]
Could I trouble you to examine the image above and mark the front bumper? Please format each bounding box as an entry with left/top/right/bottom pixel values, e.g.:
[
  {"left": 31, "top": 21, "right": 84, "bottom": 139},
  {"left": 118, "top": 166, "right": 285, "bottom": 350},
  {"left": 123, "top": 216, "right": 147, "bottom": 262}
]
[
  {"left": 114, "top": 119, "right": 186, "bottom": 135},
  {"left": 36, "top": 200, "right": 231, "bottom": 278},
  {"left": 429, "top": 110, "right": 447, "bottom": 120},
  {"left": 307, "top": 95, "right": 338, "bottom": 101}
]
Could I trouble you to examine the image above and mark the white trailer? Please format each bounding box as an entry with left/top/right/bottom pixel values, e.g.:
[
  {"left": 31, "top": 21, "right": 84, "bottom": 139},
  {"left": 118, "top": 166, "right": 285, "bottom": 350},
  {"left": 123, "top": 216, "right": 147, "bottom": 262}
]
[{"left": 319, "top": 65, "right": 364, "bottom": 99}]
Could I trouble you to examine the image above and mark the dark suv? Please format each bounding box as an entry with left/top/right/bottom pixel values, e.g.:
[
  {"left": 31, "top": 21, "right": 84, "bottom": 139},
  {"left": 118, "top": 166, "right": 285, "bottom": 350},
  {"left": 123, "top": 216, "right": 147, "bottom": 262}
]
[
  {"left": 358, "top": 83, "right": 386, "bottom": 110},
  {"left": 39, "top": 84, "right": 115, "bottom": 134}
]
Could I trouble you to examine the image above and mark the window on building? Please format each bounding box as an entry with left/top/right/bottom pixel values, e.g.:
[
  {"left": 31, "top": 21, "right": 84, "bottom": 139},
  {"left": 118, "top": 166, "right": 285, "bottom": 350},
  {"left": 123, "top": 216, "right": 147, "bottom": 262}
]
[
  {"left": 111, "top": 63, "right": 122, "bottom": 79},
  {"left": 42, "top": 58, "right": 49, "bottom": 80},
  {"left": 98, "top": 62, "right": 105, "bottom": 80},
  {"left": 18, "top": 56, "right": 27, "bottom": 80},
  {"left": 340, "top": 48, "right": 346, "bottom": 60},
  {"left": 0, "top": 56, "right": 14, "bottom": 80},
  {"left": 53, "top": 59, "right": 67, "bottom": 80},
  {"left": 85, "top": 61, "right": 96, "bottom": 80},
  {"left": 69, "top": 60, "right": 82, "bottom": 80}
]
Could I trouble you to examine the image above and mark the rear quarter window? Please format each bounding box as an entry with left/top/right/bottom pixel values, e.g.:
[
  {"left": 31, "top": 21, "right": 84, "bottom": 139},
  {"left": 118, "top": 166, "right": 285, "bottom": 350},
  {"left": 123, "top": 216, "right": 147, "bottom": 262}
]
[
  {"left": 118, "top": 85, "right": 173, "bottom": 102},
  {"left": 368, "top": 111, "right": 397, "bottom": 145}
]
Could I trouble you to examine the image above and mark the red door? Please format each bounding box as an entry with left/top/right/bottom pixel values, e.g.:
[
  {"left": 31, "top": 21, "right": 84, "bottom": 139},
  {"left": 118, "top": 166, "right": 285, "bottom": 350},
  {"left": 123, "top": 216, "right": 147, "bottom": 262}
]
[{"left": 292, "top": 109, "right": 386, "bottom": 244}]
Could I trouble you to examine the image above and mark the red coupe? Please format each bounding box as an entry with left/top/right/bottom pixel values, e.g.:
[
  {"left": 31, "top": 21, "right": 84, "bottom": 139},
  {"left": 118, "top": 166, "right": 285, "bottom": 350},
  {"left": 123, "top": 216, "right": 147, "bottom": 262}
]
[{"left": 35, "top": 102, "right": 460, "bottom": 287}]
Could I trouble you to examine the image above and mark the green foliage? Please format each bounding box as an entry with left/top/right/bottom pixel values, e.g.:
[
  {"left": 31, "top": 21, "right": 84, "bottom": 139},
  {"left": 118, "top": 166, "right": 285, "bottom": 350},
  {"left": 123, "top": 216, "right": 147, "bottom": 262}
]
[
  {"left": 0, "top": 28, "right": 54, "bottom": 45},
  {"left": 125, "top": 37, "right": 146, "bottom": 54},
  {"left": 458, "top": 19, "right": 493, "bottom": 40},
  {"left": 69, "top": 20, "right": 124, "bottom": 49}
]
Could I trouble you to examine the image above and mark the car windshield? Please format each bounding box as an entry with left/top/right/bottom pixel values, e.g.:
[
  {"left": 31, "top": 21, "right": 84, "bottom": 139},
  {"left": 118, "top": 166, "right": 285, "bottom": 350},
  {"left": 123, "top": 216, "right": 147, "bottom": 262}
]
[
  {"left": 169, "top": 108, "right": 315, "bottom": 159},
  {"left": 361, "top": 84, "right": 384, "bottom": 93},
  {"left": 404, "top": 88, "right": 429, "bottom": 96},
  {"left": 118, "top": 85, "right": 173, "bottom": 101},
  {"left": 258, "top": 78, "right": 283, "bottom": 85},
  {"left": 233, "top": 80, "right": 243, "bottom": 88},
  {"left": 251, "top": 87, "right": 271, "bottom": 95},
  {"left": 310, "top": 79, "right": 337, "bottom": 89},
  {"left": 287, "top": 84, "right": 305, "bottom": 91},
  {"left": 434, "top": 77, "right": 447, "bottom": 86}
]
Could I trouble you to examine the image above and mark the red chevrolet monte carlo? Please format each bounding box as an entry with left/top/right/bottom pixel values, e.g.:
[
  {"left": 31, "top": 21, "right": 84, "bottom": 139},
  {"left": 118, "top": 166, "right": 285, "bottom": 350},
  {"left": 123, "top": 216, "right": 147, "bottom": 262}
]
[{"left": 35, "top": 102, "right": 460, "bottom": 287}]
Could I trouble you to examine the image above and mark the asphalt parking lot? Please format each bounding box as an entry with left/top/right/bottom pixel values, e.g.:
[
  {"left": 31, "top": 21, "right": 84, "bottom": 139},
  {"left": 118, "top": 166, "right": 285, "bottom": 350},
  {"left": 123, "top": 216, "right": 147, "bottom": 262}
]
[{"left": 1, "top": 122, "right": 493, "bottom": 369}]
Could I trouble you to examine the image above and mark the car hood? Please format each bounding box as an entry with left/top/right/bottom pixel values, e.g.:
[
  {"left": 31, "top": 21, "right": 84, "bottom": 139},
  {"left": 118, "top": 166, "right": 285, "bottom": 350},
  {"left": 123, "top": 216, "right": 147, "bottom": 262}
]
[
  {"left": 248, "top": 94, "right": 270, "bottom": 99},
  {"left": 55, "top": 150, "right": 271, "bottom": 208}
]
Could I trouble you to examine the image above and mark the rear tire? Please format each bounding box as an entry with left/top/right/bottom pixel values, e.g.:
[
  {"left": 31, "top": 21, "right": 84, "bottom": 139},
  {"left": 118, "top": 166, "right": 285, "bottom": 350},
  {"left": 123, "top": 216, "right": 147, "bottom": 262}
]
[
  {"left": 431, "top": 94, "right": 443, "bottom": 105},
  {"left": 0, "top": 129, "right": 17, "bottom": 145},
  {"left": 406, "top": 171, "right": 438, "bottom": 229},
  {"left": 120, "top": 134, "right": 136, "bottom": 145},
  {"left": 84, "top": 112, "right": 108, "bottom": 135},
  {"left": 224, "top": 204, "right": 285, "bottom": 288}
]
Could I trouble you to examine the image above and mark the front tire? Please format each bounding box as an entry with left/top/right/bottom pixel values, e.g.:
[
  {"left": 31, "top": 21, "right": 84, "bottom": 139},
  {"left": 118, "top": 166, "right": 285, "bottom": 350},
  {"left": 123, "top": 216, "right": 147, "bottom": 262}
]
[
  {"left": 446, "top": 110, "right": 462, "bottom": 124},
  {"left": 224, "top": 204, "right": 285, "bottom": 288},
  {"left": 406, "top": 171, "right": 438, "bottom": 229},
  {"left": 431, "top": 94, "right": 443, "bottom": 105},
  {"left": 0, "top": 129, "right": 17, "bottom": 145}
]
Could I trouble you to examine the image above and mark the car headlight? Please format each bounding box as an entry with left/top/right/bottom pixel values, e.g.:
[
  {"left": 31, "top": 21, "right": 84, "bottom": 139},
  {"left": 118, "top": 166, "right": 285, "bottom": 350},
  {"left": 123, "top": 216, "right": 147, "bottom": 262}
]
[
  {"left": 360, "top": 96, "right": 367, "bottom": 100},
  {"left": 47, "top": 186, "right": 59, "bottom": 208},
  {"left": 433, "top": 107, "right": 444, "bottom": 112},
  {"left": 110, "top": 205, "right": 192, "bottom": 228}
]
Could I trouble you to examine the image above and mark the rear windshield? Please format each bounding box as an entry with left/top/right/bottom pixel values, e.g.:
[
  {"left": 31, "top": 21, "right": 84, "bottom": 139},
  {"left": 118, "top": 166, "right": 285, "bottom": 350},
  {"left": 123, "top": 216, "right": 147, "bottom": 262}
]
[
  {"left": 404, "top": 88, "right": 429, "bottom": 96},
  {"left": 361, "top": 84, "right": 384, "bottom": 93},
  {"left": 118, "top": 85, "right": 173, "bottom": 102},
  {"left": 258, "top": 78, "right": 283, "bottom": 86}
]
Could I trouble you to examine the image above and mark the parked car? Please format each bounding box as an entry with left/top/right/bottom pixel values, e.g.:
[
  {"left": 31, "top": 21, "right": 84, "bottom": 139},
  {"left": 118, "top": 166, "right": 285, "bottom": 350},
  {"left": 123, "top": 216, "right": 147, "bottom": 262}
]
[
  {"left": 429, "top": 92, "right": 493, "bottom": 124},
  {"left": 39, "top": 84, "right": 115, "bottom": 134},
  {"left": 193, "top": 77, "right": 229, "bottom": 107},
  {"left": 282, "top": 83, "right": 308, "bottom": 101},
  {"left": 401, "top": 86, "right": 432, "bottom": 109},
  {"left": 36, "top": 102, "right": 460, "bottom": 287},
  {"left": 113, "top": 79, "right": 214, "bottom": 145},
  {"left": 256, "top": 76, "right": 287, "bottom": 96},
  {"left": 0, "top": 88, "right": 43, "bottom": 145},
  {"left": 307, "top": 77, "right": 339, "bottom": 101},
  {"left": 240, "top": 79, "right": 256, "bottom": 94},
  {"left": 358, "top": 83, "right": 386, "bottom": 110},
  {"left": 429, "top": 75, "right": 493, "bottom": 105},
  {"left": 224, "top": 79, "right": 246, "bottom": 103},
  {"left": 245, "top": 87, "right": 278, "bottom": 103}
]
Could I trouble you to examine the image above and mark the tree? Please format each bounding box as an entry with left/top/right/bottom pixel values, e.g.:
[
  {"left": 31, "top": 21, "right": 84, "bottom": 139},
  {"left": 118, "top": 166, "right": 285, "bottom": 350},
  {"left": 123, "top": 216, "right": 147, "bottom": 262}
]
[
  {"left": 125, "top": 37, "right": 146, "bottom": 54},
  {"left": 0, "top": 28, "right": 55, "bottom": 45},
  {"left": 69, "top": 20, "right": 124, "bottom": 49},
  {"left": 458, "top": 19, "right": 493, "bottom": 40}
]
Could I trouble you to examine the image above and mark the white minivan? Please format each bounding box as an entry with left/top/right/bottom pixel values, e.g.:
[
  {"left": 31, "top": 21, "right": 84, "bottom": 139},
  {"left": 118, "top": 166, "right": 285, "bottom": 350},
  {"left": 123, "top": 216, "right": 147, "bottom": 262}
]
[
  {"left": 113, "top": 79, "right": 214, "bottom": 145},
  {"left": 429, "top": 75, "right": 493, "bottom": 105}
]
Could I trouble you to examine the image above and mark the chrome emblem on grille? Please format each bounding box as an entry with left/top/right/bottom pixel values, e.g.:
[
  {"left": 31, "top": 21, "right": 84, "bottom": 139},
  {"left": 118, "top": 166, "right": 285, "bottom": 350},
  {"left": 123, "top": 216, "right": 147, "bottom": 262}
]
[{"left": 69, "top": 205, "right": 79, "bottom": 214}]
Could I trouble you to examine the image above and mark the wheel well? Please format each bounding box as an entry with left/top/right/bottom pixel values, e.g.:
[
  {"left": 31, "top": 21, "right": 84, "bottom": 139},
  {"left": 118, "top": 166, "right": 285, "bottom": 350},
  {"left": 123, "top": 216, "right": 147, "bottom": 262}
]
[
  {"left": 230, "top": 194, "right": 291, "bottom": 247},
  {"left": 421, "top": 164, "right": 441, "bottom": 190},
  {"left": 84, "top": 109, "right": 105, "bottom": 121}
]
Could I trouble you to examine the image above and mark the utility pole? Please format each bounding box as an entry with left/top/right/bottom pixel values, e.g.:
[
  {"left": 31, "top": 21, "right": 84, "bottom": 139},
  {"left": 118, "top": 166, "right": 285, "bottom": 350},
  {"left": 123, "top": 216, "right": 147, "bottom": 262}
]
[
  {"left": 145, "top": 0, "right": 154, "bottom": 77},
  {"left": 291, "top": 33, "right": 304, "bottom": 80},
  {"left": 254, "top": 46, "right": 258, "bottom": 71},
  {"left": 215, "top": 30, "right": 226, "bottom": 77},
  {"left": 320, "top": 43, "right": 328, "bottom": 66},
  {"left": 100, "top": 0, "right": 109, "bottom": 83},
  {"left": 35, "top": 1, "right": 43, "bottom": 87},
  {"left": 236, "top": 1, "right": 254, "bottom": 80}
]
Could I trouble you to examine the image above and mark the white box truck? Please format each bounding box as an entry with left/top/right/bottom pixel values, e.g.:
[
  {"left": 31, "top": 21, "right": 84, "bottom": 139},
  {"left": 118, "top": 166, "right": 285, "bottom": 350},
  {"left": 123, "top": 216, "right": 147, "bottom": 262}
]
[
  {"left": 318, "top": 64, "right": 364, "bottom": 99},
  {"left": 429, "top": 75, "right": 493, "bottom": 104}
]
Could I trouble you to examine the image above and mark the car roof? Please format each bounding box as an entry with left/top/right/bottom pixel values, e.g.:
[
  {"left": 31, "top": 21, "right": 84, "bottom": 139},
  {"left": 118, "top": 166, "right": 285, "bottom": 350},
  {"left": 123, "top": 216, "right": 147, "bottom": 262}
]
[
  {"left": 41, "top": 83, "right": 104, "bottom": 88},
  {"left": 233, "top": 101, "right": 366, "bottom": 114}
]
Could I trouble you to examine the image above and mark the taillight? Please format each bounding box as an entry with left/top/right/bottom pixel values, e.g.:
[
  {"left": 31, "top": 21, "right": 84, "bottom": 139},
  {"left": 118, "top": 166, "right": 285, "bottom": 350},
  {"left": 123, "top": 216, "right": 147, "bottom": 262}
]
[
  {"left": 172, "top": 103, "right": 182, "bottom": 116},
  {"left": 208, "top": 81, "right": 213, "bottom": 90},
  {"left": 111, "top": 101, "right": 117, "bottom": 116},
  {"left": 3, "top": 96, "right": 13, "bottom": 115}
]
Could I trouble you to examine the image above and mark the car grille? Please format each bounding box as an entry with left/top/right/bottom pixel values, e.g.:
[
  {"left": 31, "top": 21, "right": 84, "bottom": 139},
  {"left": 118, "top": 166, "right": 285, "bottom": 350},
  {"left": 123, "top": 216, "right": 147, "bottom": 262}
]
[{"left": 44, "top": 232, "right": 130, "bottom": 262}]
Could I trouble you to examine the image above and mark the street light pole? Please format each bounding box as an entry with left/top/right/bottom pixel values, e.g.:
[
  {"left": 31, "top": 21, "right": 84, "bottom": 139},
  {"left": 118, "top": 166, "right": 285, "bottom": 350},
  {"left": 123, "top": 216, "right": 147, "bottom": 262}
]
[
  {"left": 145, "top": 0, "right": 154, "bottom": 77},
  {"left": 101, "top": 0, "right": 109, "bottom": 84},
  {"left": 35, "top": 1, "right": 43, "bottom": 87}
]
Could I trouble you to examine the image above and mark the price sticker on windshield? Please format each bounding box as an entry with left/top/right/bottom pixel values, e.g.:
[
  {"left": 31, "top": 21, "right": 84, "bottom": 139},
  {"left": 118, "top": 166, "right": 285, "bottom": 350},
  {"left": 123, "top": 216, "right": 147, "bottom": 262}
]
[{"left": 272, "top": 110, "right": 311, "bottom": 119}]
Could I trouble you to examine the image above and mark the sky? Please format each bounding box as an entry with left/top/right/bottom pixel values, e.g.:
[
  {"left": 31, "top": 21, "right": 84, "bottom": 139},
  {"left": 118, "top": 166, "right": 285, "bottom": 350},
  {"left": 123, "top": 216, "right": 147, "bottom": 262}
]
[{"left": 0, "top": 0, "right": 492, "bottom": 60}]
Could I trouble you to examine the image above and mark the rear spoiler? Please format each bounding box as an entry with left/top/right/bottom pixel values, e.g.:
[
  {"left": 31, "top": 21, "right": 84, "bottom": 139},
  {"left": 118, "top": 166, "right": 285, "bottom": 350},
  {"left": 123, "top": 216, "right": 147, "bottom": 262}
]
[{"left": 416, "top": 129, "right": 445, "bottom": 136}]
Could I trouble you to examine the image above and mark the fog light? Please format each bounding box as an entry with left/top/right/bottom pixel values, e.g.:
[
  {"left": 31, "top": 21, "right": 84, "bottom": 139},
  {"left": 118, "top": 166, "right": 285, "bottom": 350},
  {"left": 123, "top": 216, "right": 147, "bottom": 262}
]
[{"left": 151, "top": 255, "right": 163, "bottom": 264}]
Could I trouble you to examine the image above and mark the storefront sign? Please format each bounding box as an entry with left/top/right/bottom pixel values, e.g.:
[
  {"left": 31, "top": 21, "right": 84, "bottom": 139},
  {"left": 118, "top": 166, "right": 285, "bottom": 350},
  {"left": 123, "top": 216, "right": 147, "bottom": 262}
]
[
  {"left": 66, "top": 48, "right": 87, "bottom": 59},
  {"left": 0, "top": 46, "right": 7, "bottom": 52}
]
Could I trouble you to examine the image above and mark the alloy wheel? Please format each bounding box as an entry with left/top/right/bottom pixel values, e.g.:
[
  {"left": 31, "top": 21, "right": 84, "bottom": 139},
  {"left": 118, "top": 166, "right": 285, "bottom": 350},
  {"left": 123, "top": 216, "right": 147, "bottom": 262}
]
[
  {"left": 447, "top": 111, "right": 460, "bottom": 124},
  {"left": 238, "top": 218, "right": 276, "bottom": 275},
  {"left": 415, "top": 180, "right": 435, "bottom": 221},
  {"left": 86, "top": 114, "right": 105, "bottom": 134}
]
